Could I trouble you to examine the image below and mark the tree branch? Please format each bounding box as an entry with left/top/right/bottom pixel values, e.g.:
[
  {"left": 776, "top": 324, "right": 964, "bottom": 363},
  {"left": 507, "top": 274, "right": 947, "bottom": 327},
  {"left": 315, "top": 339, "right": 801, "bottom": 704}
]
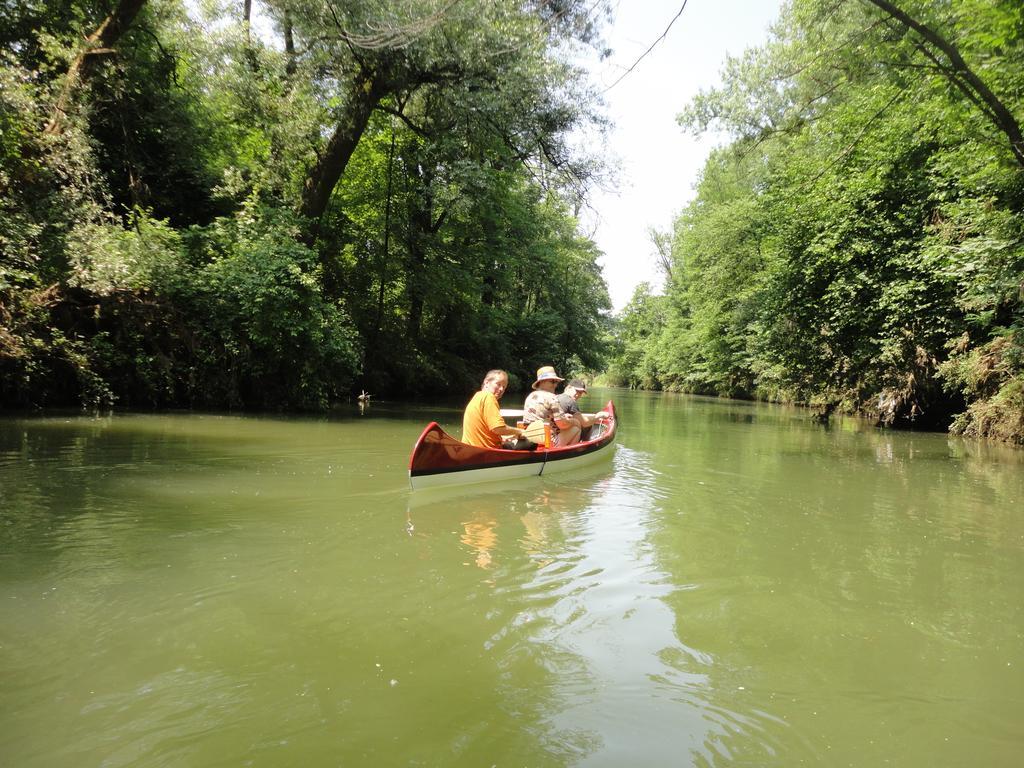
[
  {"left": 45, "top": 0, "right": 148, "bottom": 135},
  {"left": 604, "top": 0, "right": 688, "bottom": 93},
  {"left": 376, "top": 104, "right": 432, "bottom": 138},
  {"left": 862, "top": 0, "right": 1024, "bottom": 167},
  {"left": 800, "top": 86, "right": 906, "bottom": 189}
]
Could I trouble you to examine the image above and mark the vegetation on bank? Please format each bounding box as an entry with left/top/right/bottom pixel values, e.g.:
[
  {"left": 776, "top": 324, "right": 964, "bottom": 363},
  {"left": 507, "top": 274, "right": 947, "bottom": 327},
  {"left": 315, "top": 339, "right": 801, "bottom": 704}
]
[
  {"left": 605, "top": 0, "right": 1024, "bottom": 444},
  {"left": 1, "top": 0, "right": 612, "bottom": 409},
  {"left": 4, "top": 0, "right": 1021, "bottom": 446}
]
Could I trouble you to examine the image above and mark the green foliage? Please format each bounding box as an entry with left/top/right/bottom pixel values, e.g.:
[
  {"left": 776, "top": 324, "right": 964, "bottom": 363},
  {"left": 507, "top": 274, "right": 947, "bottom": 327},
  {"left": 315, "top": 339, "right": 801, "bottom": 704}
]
[
  {"left": 604, "top": 283, "right": 666, "bottom": 389},
  {"left": 189, "top": 201, "right": 361, "bottom": 408},
  {"left": 0, "top": 51, "right": 104, "bottom": 286},
  {"left": 1, "top": 0, "right": 612, "bottom": 410},
  {"left": 68, "top": 212, "right": 183, "bottom": 293},
  {"left": 0, "top": 284, "right": 115, "bottom": 409},
  {"left": 318, "top": 73, "right": 612, "bottom": 396},
  {"left": 614, "top": 0, "right": 1024, "bottom": 441},
  {"left": 942, "top": 332, "right": 1024, "bottom": 444}
]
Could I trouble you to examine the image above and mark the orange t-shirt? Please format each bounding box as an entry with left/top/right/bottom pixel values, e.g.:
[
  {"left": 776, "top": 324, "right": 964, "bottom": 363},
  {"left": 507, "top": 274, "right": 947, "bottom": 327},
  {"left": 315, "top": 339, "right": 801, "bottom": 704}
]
[{"left": 462, "top": 390, "right": 507, "bottom": 448}]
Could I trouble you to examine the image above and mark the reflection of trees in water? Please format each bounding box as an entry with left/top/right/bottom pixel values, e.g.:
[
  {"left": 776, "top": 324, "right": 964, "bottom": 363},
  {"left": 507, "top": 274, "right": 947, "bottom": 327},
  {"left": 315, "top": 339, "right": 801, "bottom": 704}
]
[
  {"left": 0, "top": 416, "right": 140, "bottom": 564},
  {"left": 637, "top": 401, "right": 1024, "bottom": 765},
  {"left": 8, "top": 417, "right": 616, "bottom": 765},
  {"left": 413, "top": 447, "right": 753, "bottom": 764},
  {"left": 1, "top": 415, "right": 273, "bottom": 571}
]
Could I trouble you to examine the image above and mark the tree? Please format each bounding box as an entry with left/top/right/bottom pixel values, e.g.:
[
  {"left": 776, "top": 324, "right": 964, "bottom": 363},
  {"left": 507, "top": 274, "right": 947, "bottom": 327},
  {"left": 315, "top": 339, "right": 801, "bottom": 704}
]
[
  {"left": 45, "top": 0, "right": 147, "bottom": 135},
  {"left": 275, "top": 0, "right": 603, "bottom": 238}
]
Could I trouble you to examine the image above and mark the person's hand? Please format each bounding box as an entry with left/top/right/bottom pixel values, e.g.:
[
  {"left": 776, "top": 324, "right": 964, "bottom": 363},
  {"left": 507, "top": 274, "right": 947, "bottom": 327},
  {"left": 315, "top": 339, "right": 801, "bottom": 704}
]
[{"left": 595, "top": 411, "right": 609, "bottom": 420}]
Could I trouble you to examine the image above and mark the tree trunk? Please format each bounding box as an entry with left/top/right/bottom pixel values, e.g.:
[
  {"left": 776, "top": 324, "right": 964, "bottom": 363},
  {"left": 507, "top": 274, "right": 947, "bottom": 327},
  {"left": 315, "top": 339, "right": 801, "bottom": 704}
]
[
  {"left": 864, "top": 0, "right": 1024, "bottom": 167},
  {"left": 813, "top": 401, "right": 838, "bottom": 425},
  {"left": 283, "top": 10, "right": 297, "bottom": 77},
  {"left": 243, "top": 0, "right": 258, "bottom": 72},
  {"left": 45, "top": 0, "right": 147, "bottom": 135},
  {"left": 405, "top": 228, "right": 428, "bottom": 344},
  {"left": 373, "top": 128, "right": 397, "bottom": 342},
  {"left": 406, "top": 278, "right": 425, "bottom": 342},
  {"left": 299, "top": 67, "right": 391, "bottom": 240},
  {"left": 404, "top": 159, "right": 438, "bottom": 343}
]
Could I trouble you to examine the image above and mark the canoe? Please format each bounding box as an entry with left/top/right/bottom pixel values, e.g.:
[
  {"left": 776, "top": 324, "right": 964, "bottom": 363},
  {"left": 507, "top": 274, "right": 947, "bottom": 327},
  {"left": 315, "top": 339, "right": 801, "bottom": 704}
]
[{"left": 408, "top": 400, "right": 617, "bottom": 490}]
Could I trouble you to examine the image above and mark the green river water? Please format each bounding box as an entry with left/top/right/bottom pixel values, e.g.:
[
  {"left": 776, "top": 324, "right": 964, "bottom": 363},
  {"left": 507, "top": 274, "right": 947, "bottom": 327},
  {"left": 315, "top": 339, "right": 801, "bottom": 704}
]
[{"left": 2, "top": 389, "right": 1023, "bottom": 767}]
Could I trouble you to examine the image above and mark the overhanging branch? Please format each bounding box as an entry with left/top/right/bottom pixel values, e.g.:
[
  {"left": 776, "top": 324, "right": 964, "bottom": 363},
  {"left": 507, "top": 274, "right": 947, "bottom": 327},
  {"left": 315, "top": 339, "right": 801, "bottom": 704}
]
[{"left": 863, "top": 0, "right": 1024, "bottom": 167}]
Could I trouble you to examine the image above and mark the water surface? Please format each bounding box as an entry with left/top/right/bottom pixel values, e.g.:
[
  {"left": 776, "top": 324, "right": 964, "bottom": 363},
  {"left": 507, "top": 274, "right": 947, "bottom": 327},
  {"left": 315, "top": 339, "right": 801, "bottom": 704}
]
[{"left": 2, "top": 391, "right": 1023, "bottom": 766}]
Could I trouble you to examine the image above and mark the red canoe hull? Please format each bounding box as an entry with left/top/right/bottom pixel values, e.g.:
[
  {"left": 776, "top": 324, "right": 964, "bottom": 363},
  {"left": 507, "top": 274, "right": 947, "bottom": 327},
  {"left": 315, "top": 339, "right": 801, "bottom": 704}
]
[{"left": 408, "top": 401, "right": 617, "bottom": 490}]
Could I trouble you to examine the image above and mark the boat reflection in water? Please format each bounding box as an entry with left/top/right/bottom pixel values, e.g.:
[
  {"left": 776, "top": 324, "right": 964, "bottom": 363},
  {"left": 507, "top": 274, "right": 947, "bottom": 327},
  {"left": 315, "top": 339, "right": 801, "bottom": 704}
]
[
  {"left": 461, "top": 513, "right": 498, "bottom": 569},
  {"left": 406, "top": 459, "right": 618, "bottom": 573}
]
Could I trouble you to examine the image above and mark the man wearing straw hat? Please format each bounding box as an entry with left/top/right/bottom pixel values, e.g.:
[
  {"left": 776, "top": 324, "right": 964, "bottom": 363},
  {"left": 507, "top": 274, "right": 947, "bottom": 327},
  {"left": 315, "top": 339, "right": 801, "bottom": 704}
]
[{"left": 521, "top": 366, "right": 580, "bottom": 447}]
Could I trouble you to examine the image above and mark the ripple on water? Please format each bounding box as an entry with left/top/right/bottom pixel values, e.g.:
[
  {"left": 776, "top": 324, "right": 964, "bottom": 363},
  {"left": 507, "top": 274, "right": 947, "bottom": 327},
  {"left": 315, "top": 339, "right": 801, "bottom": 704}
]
[{"left": 4, "top": 402, "right": 1024, "bottom": 767}]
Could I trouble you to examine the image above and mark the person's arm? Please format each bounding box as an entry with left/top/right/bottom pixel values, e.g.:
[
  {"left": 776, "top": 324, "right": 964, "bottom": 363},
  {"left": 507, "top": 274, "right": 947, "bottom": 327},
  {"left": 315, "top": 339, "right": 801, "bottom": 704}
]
[
  {"left": 554, "top": 394, "right": 586, "bottom": 430},
  {"left": 550, "top": 397, "right": 574, "bottom": 430},
  {"left": 579, "top": 410, "right": 609, "bottom": 428},
  {"left": 484, "top": 395, "right": 523, "bottom": 440},
  {"left": 491, "top": 423, "right": 524, "bottom": 438}
]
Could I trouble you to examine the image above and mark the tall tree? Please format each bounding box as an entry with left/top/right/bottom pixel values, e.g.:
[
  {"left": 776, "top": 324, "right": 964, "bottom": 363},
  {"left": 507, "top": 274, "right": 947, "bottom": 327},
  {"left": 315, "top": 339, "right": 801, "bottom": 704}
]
[{"left": 282, "top": 0, "right": 603, "bottom": 236}]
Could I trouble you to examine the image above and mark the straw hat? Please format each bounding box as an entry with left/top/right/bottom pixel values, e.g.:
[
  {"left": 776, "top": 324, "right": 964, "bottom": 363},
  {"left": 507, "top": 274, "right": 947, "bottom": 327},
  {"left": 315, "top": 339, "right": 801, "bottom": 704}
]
[{"left": 531, "top": 365, "right": 564, "bottom": 390}]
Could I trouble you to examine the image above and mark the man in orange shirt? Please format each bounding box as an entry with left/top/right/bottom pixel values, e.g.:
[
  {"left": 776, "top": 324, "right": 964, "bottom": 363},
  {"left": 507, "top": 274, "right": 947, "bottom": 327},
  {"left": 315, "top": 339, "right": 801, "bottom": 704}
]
[{"left": 462, "top": 369, "right": 527, "bottom": 449}]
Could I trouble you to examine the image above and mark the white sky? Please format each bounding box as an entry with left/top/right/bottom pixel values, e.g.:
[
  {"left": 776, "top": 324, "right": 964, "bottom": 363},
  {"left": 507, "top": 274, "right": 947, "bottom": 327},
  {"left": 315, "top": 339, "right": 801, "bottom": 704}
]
[{"left": 580, "top": 1, "right": 782, "bottom": 311}]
